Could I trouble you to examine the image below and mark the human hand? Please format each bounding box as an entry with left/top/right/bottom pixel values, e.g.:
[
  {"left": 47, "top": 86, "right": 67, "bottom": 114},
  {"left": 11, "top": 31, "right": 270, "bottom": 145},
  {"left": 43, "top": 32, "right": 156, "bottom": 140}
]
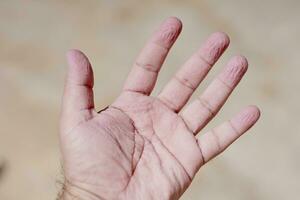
[{"left": 59, "top": 17, "right": 260, "bottom": 200}]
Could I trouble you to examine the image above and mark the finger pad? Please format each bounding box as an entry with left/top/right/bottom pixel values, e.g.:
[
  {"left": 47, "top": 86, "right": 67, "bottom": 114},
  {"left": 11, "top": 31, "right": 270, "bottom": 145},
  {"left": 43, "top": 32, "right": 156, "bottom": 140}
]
[{"left": 231, "top": 106, "right": 261, "bottom": 133}]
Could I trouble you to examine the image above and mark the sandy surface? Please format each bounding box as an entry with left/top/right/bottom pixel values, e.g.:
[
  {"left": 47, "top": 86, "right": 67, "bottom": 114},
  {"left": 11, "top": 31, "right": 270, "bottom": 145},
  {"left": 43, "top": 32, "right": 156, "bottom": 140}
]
[{"left": 0, "top": 0, "right": 299, "bottom": 199}]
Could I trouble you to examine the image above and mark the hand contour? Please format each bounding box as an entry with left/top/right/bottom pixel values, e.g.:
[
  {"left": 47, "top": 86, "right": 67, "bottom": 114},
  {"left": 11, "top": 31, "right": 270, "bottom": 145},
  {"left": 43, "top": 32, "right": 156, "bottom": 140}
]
[{"left": 59, "top": 17, "right": 260, "bottom": 200}]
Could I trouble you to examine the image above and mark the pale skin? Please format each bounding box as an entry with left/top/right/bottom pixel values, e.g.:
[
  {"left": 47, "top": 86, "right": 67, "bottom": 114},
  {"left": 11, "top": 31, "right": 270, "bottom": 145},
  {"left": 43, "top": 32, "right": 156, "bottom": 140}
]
[{"left": 59, "top": 17, "right": 260, "bottom": 200}]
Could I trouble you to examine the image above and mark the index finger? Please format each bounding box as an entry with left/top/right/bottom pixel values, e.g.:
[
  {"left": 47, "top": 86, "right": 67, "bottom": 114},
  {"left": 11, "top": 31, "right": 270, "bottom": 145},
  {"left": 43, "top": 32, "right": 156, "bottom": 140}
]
[{"left": 122, "top": 17, "right": 182, "bottom": 95}]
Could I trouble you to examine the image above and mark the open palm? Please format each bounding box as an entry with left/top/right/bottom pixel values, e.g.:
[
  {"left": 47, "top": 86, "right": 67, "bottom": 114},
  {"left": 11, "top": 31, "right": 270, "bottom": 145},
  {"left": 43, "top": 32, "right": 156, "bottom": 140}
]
[{"left": 59, "top": 17, "right": 260, "bottom": 200}]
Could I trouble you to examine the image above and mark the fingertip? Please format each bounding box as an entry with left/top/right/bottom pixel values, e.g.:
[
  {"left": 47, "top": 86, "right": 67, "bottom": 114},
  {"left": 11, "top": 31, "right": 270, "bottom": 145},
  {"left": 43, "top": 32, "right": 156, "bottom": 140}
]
[
  {"left": 65, "top": 49, "right": 93, "bottom": 86},
  {"left": 165, "top": 16, "right": 182, "bottom": 28},
  {"left": 154, "top": 17, "right": 182, "bottom": 46},
  {"left": 232, "top": 55, "right": 248, "bottom": 71},
  {"left": 66, "top": 49, "right": 89, "bottom": 65},
  {"left": 241, "top": 105, "right": 261, "bottom": 124},
  {"left": 231, "top": 105, "right": 261, "bottom": 133},
  {"left": 231, "top": 55, "right": 248, "bottom": 70},
  {"left": 218, "top": 55, "right": 248, "bottom": 87},
  {"left": 199, "top": 32, "right": 230, "bottom": 65},
  {"left": 66, "top": 49, "right": 91, "bottom": 70},
  {"left": 67, "top": 49, "right": 81, "bottom": 60},
  {"left": 245, "top": 105, "right": 261, "bottom": 121},
  {"left": 211, "top": 31, "right": 230, "bottom": 46}
]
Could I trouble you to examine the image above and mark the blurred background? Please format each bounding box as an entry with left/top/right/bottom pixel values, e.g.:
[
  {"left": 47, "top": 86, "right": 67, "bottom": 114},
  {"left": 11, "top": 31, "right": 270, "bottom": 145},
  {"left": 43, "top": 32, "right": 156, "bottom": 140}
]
[{"left": 0, "top": 0, "right": 299, "bottom": 199}]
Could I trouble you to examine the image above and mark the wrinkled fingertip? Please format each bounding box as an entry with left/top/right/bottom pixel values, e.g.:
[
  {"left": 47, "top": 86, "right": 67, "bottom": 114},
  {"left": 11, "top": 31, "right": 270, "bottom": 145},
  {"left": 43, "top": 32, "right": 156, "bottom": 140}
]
[
  {"left": 210, "top": 31, "right": 230, "bottom": 47},
  {"left": 199, "top": 32, "right": 230, "bottom": 65},
  {"left": 164, "top": 16, "right": 182, "bottom": 28},
  {"left": 231, "top": 105, "right": 261, "bottom": 133},
  {"left": 230, "top": 55, "right": 248, "bottom": 70},
  {"left": 245, "top": 105, "right": 261, "bottom": 121},
  {"left": 153, "top": 16, "right": 183, "bottom": 46}
]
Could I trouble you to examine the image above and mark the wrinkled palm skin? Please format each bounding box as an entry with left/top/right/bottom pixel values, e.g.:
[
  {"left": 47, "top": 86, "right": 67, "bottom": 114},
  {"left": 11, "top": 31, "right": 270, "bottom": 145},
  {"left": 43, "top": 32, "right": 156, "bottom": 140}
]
[{"left": 62, "top": 93, "right": 201, "bottom": 199}]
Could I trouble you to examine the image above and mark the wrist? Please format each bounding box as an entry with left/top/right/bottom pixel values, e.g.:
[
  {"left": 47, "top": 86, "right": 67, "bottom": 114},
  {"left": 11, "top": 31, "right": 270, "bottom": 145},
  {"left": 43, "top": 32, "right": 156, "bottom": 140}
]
[{"left": 58, "top": 181, "right": 101, "bottom": 200}]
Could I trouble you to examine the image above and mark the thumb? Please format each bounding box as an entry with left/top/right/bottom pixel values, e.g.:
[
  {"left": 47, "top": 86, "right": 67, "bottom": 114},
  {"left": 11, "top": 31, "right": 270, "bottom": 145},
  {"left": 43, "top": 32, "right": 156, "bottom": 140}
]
[{"left": 60, "top": 49, "right": 95, "bottom": 133}]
